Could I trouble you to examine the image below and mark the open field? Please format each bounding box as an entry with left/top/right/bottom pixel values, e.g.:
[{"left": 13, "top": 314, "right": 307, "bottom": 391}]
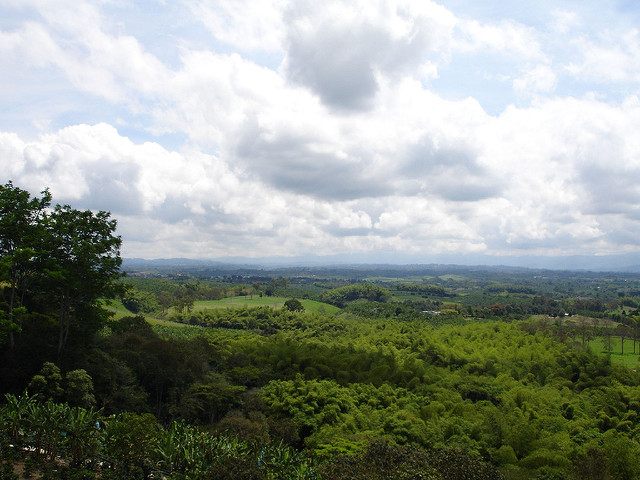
[
  {"left": 104, "top": 296, "right": 341, "bottom": 325},
  {"left": 528, "top": 314, "right": 621, "bottom": 330},
  {"left": 589, "top": 336, "right": 640, "bottom": 368},
  {"left": 103, "top": 299, "right": 131, "bottom": 319},
  {"left": 103, "top": 299, "right": 194, "bottom": 329},
  {"left": 189, "top": 296, "right": 341, "bottom": 314}
]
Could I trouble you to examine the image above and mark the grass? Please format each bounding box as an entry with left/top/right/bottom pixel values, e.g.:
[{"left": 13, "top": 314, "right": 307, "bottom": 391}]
[
  {"left": 188, "top": 296, "right": 341, "bottom": 314},
  {"left": 589, "top": 336, "right": 640, "bottom": 368},
  {"left": 102, "top": 299, "right": 132, "bottom": 319},
  {"left": 103, "top": 299, "right": 194, "bottom": 329},
  {"left": 103, "top": 296, "right": 341, "bottom": 337}
]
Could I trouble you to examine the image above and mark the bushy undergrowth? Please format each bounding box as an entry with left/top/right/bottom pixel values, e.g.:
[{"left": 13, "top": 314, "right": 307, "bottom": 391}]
[
  {"left": 0, "top": 394, "right": 319, "bottom": 480},
  {"left": 0, "top": 395, "right": 508, "bottom": 480}
]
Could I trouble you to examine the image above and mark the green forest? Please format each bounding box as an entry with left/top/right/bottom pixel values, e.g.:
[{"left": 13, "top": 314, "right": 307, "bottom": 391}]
[{"left": 3, "top": 181, "right": 640, "bottom": 480}]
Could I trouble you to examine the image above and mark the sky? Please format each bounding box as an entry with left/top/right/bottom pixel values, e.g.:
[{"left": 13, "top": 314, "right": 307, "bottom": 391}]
[{"left": 1, "top": 0, "right": 640, "bottom": 262}]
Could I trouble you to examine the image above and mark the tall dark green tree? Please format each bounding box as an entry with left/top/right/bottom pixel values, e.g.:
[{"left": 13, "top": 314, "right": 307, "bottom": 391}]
[
  {"left": 43, "top": 204, "right": 123, "bottom": 359},
  {"left": 0, "top": 182, "right": 51, "bottom": 350},
  {"left": 0, "top": 182, "right": 122, "bottom": 389}
]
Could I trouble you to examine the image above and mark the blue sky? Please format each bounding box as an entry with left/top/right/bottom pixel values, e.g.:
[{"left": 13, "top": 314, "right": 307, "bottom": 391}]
[{"left": 1, "top": 0, "right": 640, "bottom": 261}]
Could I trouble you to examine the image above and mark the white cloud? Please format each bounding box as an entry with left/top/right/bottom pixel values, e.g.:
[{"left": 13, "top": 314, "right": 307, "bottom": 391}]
[
  {"left": 550, "top": 10, "right": 580, "bottom": 34},
  {"left": 0, "top": 1, "right": 169, "bottom": 104},
  {"left": 190, "top": 0, "right": 286, "bottom": 53},
  {"left": 282, "top": 0, "right": 456, "bottom": 109},
  {"left": 2, "top": 0, "right": 640, "bottom": 259},
  {"left": 513, "top": 64, "right": 557, "bottom": 96},
  {"left": 567, "top": 29, "right": 640, "bottom": 84},
  {"left": 279, "top": 0, "right": 548, "bottom": 109},
  {"left": 454, "top": 19, "right": 545, "bottom": 61}
]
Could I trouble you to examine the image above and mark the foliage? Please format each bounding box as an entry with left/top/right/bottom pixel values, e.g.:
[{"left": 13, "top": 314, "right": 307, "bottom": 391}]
[
  {"left": 0, "top": 394, "right": 101, "bottom": 475},
  {"left": 0, "top": 395, "right": 318, "bottom": 480},
  {"left": 43, "top": 204, "right": 123, "bottom": 358},
  {"left": 0, "top": 182, "right": 51, "bottom": 350},
  {"left": 177, "top": 372, "right": 245, "bottom": 424},
  {"left": 102, "top": 412, "right": 161, "bottom": 479},
  {"left": 0, "top": 182, "right": 122, "bottom": 393},
  {"left": 318, "top": 439, "right": 504, "bottom": 480},
  {"left": 285, "top": 298, "right": 305, "bottom": 312},
  {"left": 121, "top": 286, "right": 160, "bottom": 314},
  {"left": 395, "top": 282, "right": 454, "bottom": 297},
  {"left": 28, "top": 361, "right": 96, "bottom": 408},
  {"left": 320, "top": 284, "right": 390, "bottom": 307}
]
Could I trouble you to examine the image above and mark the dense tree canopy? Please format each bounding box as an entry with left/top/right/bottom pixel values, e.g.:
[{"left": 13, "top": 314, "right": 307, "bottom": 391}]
[{"left": 0, "top": 182, "right": 122, "bottom": 388}]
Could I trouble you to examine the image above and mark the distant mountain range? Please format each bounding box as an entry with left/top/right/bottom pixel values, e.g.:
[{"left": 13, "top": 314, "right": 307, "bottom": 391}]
[{"left": 122, "top": 252, "right": 640, "bottom": 273}]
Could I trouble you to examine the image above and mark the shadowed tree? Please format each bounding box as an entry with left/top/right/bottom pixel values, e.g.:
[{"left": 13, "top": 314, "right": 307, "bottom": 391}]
[
  {"left": 28, "top": 362, "right": 64, "bottom": 401},
  {"left": 42, "top": 205, "right": 122, "bottom": 360},
  {"left": 0, "top": 182, "right": 51, "bottom": 350},
  {"left": 1, "top": 183, "right": 123, "bottom": 388},
  {"left": 284, "top": 298, "right": 304, "bottom": 312},
  {"left": 65, "top": 368, "right": 96, "bottom": 408}
]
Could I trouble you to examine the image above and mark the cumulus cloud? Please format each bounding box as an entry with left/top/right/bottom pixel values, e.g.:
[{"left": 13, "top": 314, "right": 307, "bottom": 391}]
[
  {"left": 567, "top": 29, "right": 640, "bottom": 84},
  {"left": 0, "top": 0, "right": 169, "bottom": 104},
  {"left": 479, "top": 96, "right": 640, "bottom": 253},
  {"left": 2, "top": 0, "right": 640, "bottom": 259},
  {"left": 280, "top": 0, "right": 544, "bottom": 110},
  {"left": 283, "top": 0, "right": 456, "bottom": 109}
]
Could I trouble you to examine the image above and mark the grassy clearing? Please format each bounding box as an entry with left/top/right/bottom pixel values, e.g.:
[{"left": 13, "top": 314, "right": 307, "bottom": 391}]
[
  {"left": 533, "top": 314, "right": 619, "bottom": 328},
  {"left": 589, "top": 336, "right": 640, "bottom": 368},
  {"left": 190, "top": 296, "right": 341, "bottom": 314},
  {"left": 146, "top": 316, "right": 196, "bottom": 329},
  {"left": 103, "top": 296, "right": 341, "bottom": 340},
  {"left": 103, "top": 299, "right": 194, "bottom": 329},
  {"left": 103, "top": 299, "right": 132, "bottom": 319}
]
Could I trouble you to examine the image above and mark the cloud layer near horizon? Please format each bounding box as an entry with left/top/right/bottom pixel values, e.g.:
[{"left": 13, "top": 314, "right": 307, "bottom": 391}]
[{"left": 2, "top": 0, "right": 640, "bottom": 259}]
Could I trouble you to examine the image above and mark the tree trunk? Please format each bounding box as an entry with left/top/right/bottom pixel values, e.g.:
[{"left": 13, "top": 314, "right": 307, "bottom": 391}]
[
  {"left": 8, "top": 272, "right": 16, "bottom": 350},
  {"left": 57, "top": 294, "right": 69, "bottom": 360}
]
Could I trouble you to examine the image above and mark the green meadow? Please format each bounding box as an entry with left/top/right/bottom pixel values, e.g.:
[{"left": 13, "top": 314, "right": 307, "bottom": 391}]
[
  {"left": 104, "top": 299, "right": 194, "bottom": 329},
  {"left": 589, "top": 336, "right": 640, "bottom": 368},
  {"left": 188, "top": 296, "right": 341, "bottom": 314},
  {"left": 105, "top": 295, "right": 341, "bottom": 323}
]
